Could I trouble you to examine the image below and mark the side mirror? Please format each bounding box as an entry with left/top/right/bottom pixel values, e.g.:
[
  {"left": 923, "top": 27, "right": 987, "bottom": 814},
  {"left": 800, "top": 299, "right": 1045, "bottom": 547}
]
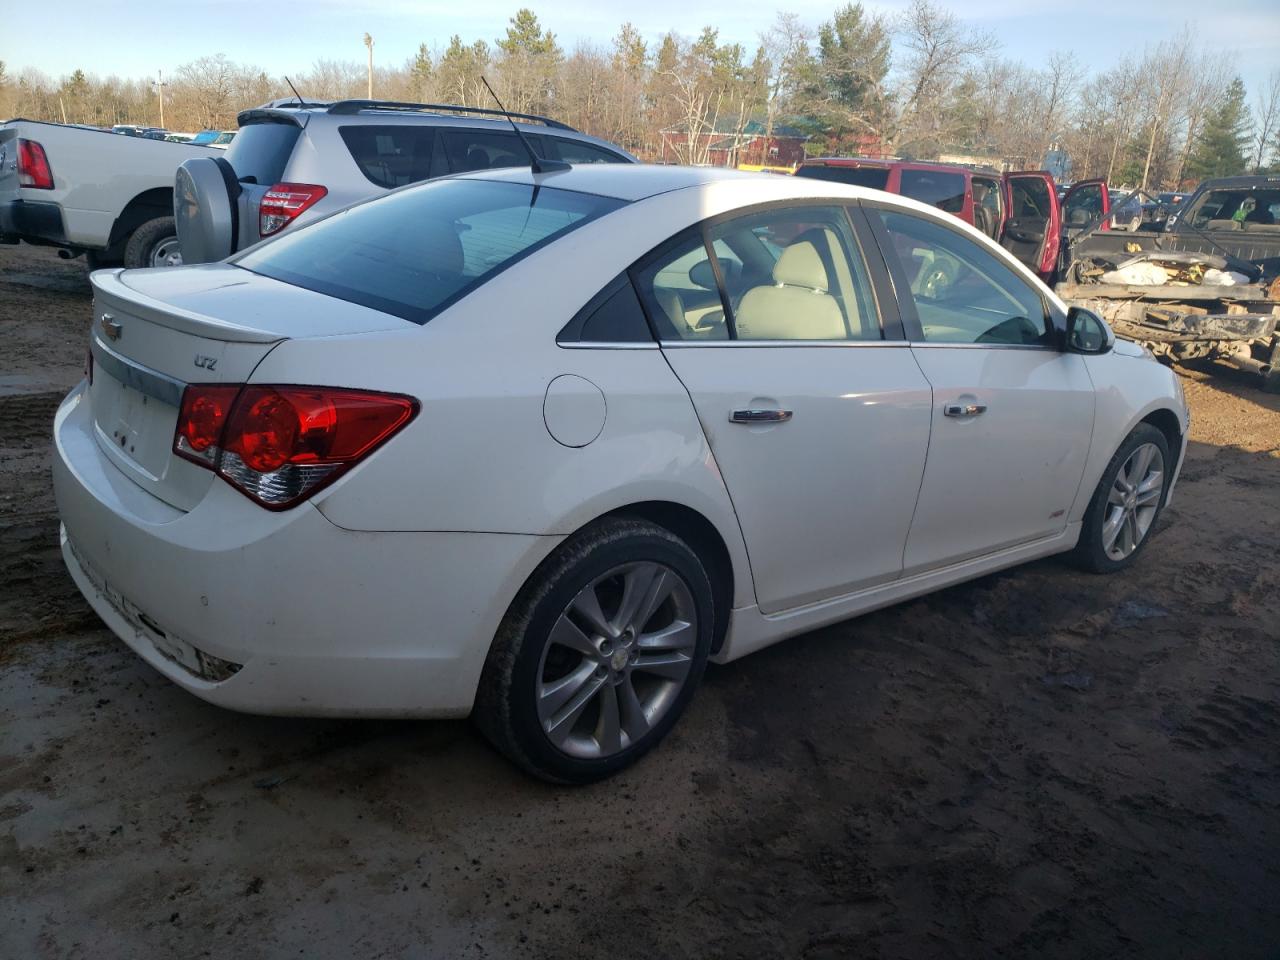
[
  {"left": 1065, "top": 306, "right": 1114, "bottom": 354},
  {"left": 688, "top": 259, "right": 718, "bottom": 290}
]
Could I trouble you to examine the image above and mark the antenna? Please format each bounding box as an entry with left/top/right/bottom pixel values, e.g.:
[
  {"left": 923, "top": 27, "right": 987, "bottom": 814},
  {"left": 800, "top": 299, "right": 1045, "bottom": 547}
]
[
  {"left": 284, "top": 76, "right": 305, "bottom": 109},
  {"left": 479, "top": 76, "right": 569, "bottom": 175}
]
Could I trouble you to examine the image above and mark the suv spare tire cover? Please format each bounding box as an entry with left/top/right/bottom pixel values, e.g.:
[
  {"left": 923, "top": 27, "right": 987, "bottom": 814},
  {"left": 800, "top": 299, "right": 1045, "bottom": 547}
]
[{"left": 174, "top": 157, "right": 241, "bottom": 265}]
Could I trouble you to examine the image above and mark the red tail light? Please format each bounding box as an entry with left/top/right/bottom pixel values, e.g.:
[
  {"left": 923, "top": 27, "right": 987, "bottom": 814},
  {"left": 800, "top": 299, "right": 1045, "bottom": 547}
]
[
  {"left": 259, "top": 183, "right": 328, "bottom": 237},
  {"left": 18, "top": 139, "right": 54, "bottom": 189},
  {"left": 173, "top": 384, "right": 417, "bottom": 509}
]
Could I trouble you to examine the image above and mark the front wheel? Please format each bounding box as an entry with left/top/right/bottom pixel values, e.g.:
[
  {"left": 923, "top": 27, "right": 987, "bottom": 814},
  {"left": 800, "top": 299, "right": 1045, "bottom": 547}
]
[
  {"left": 474, "top": 518, "right": 714, "bottom": 783},
  {"left": 1072, "top": 423, "right": 1170, "bottom": 573},
  {"left": 123, "top": 216, "right": 182, "bottom": 268}
]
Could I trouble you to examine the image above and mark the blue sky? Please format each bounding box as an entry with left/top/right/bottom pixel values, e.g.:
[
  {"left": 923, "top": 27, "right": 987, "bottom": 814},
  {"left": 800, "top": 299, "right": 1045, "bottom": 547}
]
[{"left": 4, "top": 0, "right": 1278, "bottom": 95}]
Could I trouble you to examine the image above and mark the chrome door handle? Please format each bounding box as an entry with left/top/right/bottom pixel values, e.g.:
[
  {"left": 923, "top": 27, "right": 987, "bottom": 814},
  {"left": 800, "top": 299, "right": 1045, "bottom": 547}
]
[
  {"left": 730, "top": 409, "right": 793, "bottom": 424},
  {"left": 943, "top": 402, "right": 987, "bottom": 418}
]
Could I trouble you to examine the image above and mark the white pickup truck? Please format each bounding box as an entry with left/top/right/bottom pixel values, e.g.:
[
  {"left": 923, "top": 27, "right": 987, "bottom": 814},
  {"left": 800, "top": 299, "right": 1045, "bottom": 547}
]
[{"left": 1, "top": 119, "right": 221, "bottom": 268}]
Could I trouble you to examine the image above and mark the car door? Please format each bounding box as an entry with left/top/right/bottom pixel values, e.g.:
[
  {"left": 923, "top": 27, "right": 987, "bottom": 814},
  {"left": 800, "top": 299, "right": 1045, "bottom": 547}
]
[
  {"left": 0, "top": 128, "right": 18, "bottom": 219},
  {"left": 633, "top": 203, "right": 933, "bottom": 613},
  {"left": 1062, "top": 178, "right": 1110, "bottom": 232},
  {"left": 866, "top": 204, "right": 1094, "bottom": 575},
  {"left": 1001, "top": 171, "right": 1062, "bottom": 281}
]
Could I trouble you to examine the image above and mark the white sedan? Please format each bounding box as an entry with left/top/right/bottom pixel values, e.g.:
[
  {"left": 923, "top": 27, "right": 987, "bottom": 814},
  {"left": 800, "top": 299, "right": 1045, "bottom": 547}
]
[{"left": 54, "top": 165, "right": 1188, "bottom": 782}]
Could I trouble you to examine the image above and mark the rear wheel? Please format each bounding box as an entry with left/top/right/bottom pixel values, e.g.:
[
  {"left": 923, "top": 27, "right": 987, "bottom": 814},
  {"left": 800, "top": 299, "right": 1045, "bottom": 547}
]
[
  {"left": 123, "top": 216, "right": 182, "bottom": 268},
  {"left": 1072, "top": 423, "right": 1170, "bottom": 573},
  {"left": 474, "top": 518, "right": 713, "bottom": 783}
]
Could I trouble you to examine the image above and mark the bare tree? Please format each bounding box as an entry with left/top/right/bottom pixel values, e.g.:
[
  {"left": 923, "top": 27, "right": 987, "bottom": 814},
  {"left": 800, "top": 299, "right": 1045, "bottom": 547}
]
[
  {"left": 1252, "top": 69, "right": 1280, "bottom": 172},
  {"left": 895, "top": 0, "right": 989, "bottom": 155}
]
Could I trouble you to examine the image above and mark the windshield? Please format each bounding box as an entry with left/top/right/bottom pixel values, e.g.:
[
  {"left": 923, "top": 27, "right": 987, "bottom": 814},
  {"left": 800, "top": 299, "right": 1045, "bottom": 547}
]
[
  {"left": 236, "top": 178, "right": 625, "bottom": 324},
  {"left": 795, "top": 165, "right": 890, "bottom": 190}
]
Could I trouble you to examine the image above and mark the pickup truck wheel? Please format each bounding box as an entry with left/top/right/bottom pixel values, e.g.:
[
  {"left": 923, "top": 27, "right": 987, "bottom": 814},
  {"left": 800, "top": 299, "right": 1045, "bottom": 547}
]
[{"left": 123, "top": 216, "right": 182, "bottom": 269}]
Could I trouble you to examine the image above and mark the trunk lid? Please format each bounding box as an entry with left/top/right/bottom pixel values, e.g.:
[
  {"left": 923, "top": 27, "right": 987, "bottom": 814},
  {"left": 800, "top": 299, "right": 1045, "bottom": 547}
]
[{"left": 88, "top": 264, "right": 407, "bottom": 511}]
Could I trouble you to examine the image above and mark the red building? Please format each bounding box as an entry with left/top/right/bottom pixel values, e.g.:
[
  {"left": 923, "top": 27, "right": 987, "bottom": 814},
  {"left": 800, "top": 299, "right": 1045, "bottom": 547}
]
[{"left": 658, "top": 119, "right": 809, "bottom": 168}]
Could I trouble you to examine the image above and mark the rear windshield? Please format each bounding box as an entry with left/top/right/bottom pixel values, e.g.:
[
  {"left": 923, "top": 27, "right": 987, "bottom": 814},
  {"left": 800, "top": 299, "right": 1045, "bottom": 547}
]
[
  {"left": 225, "top": 122, "right": 301, "bottom": 185},
  {"left": 234, "top": 178, "right": 625, "bottom": 324},
  {"left": 900, "top": 169, "right": 965, "bottom": 213},
  {"left": 796, "top": 165, "right": 890, "bottom": 190},
  {"left": 1186, "top": 187, "right": 1280, "bottom": 229}
]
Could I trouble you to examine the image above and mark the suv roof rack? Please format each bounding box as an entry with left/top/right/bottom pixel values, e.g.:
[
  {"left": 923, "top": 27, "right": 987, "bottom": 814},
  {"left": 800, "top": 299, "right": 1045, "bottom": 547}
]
[{"left": 325, "top": 99, "right": 576, "bottom": 131}]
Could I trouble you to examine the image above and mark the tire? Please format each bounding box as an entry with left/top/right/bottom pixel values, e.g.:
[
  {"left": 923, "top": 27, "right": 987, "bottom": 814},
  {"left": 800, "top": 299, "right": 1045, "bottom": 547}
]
[
  {"left": 1071, "top": 423, "right": 1171, "bottom": 574},
  {"left": 123, "top": 216, "right": 182, "bottom": 268},
  {"left": 474, "top": 518, "right": 714, "bottom": 784}
]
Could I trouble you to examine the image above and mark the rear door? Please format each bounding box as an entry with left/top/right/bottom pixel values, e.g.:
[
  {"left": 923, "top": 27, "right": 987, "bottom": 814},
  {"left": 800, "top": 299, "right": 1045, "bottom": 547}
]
[
  {"left": 1001, "top": 171, "right": 1061, "bottom": 281},
  {"left": 639, "top": 203, "right": 933, "bottom": 613}
]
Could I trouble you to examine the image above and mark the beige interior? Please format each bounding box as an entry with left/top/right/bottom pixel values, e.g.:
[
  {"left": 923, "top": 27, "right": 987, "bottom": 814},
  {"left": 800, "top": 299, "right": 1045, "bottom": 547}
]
[{"left": 733, "top": 241, "right": 848, "bottom": 340}]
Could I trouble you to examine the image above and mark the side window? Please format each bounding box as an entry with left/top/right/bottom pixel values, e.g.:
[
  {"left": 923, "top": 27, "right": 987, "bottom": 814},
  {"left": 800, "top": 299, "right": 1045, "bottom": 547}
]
[
  {"left": 338, "top": 126, "right": 437, "bottom": 188},
  {"left": 558, "top": 275, "right": 653, "bottom": 344},
  {"left": 877, "top": 210, "right": 1050, "bottom": 346},
  {"left": 900, "top": 170, "right": 966, "bottom": 214},
  {"left": 441, "top": 131, "right": 528, "bottom": 172},
  {"left": 1063, "top": 183, "right": 1104, "bottom": 225},
  {"left": 711, "top": 206, "right": 880, "bottom": 341},
  {"left": 1009, "top": 177, "right": 1051, "bottom": 219},
  {"left": 544, "top": 137, "right": 627, "bottom": 164},
  {"left": 632, "top": 231, "right": 730, "bottom": 341}
]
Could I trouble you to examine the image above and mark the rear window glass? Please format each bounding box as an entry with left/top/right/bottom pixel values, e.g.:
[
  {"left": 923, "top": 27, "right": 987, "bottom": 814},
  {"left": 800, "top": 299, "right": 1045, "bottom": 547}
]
[
  {"left": 225, "top": 123, "right": 300, "bottom": 185},
  {"left": 900, "top": 170, "right": 965, "bottom": 213},
  {"left": 234, "top": 179, "right": 625, "bottom": 325},
  {"left": 796, "top": 165, "right": 890, "bottom": 190},
  {"left": 339, "top": 125, "right": 439, "bottom": 188}
]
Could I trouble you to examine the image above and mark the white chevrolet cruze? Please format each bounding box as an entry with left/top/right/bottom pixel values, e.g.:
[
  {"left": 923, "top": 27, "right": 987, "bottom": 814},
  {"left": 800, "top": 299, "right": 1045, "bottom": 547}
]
[{"left": 54, "top": 164, "right": 1188, "bottom": 782}]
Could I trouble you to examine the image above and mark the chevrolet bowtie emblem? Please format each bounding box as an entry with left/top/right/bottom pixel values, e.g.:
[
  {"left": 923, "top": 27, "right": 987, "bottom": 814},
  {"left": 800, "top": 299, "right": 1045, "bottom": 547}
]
[{"left": 100, "top": 314, "right": 122, "bottom": 341}]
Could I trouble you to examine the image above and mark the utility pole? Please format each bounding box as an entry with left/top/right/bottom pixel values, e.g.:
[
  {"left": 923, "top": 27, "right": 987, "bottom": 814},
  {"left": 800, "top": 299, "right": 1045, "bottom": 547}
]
[
  {"left": 152, "top": 70, "right": 168, "bottom": 128},
  {"left": 363, "top": 34, "right": 374, "bottom": 99}
]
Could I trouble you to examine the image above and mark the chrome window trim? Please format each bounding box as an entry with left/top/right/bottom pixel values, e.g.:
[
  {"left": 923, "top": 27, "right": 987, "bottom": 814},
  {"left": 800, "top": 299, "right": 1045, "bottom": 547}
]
[
  {"left": 907, "top": 341, "right": 1059, "bottom": 351},
  {"left": 657, "top": 339, "right": 907, "bottom": 348},
  {"left": 557, "top": 341, "right": 659, "bottom": 350},
  {"left": 90, "top": 336, "right": 187, "bottom": 406}
]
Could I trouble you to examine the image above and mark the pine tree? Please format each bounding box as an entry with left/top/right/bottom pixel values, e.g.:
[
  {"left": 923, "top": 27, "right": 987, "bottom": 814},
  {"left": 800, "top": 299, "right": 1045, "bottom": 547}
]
[{"left": 1188, "top": 77, "right": 1250, "bottom": 179}]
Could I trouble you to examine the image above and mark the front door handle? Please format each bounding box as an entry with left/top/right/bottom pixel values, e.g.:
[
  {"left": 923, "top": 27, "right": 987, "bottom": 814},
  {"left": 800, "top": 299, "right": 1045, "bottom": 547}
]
[
  {"left": 730, "top": 408, "right": 793, "bottom": 424},
  {"left": 943, "top": 402, "right": 987, "bottom": 418}
]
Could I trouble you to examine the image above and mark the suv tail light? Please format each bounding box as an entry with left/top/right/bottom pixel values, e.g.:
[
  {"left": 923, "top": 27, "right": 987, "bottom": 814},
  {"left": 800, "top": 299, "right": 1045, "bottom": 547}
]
[
  {"left": 18, "top": 139, "right": 54, "bottom": 189},
  {"left": 174, "top": 384, "right": 417, "bottom": 510},
  {"left": 259, "top": 183, "right": 328, "bottom": 237}
]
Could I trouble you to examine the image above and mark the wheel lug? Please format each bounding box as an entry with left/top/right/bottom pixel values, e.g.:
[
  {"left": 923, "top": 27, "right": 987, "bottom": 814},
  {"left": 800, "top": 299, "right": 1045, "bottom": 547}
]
[
  {"left": 599, "top": 639, "right": 613, "bottom": 656},
  {"left": 595, "top": 665, "right": 608, "bottom": 679}
]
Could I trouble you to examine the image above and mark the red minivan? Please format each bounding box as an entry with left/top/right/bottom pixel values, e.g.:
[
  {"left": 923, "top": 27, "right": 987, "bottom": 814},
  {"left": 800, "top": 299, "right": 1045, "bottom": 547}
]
[{"left": 796, "top": 158, "right": 1109, "bottom": 283}]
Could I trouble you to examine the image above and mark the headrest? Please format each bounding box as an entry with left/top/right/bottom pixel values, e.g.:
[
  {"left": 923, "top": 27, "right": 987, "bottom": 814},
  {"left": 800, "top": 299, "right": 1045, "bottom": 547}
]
[{"left": 773, "top": 241, "right": 828, "bottom": 292}]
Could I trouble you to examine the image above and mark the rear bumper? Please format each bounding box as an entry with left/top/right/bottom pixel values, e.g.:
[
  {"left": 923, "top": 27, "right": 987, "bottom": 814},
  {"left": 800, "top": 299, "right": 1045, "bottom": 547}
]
[
  {"left": 53, "top": 382, "right": 558, "bottom": 717},
  {"left": 0, "top": 198, "right": 68, "bottom": 245}
]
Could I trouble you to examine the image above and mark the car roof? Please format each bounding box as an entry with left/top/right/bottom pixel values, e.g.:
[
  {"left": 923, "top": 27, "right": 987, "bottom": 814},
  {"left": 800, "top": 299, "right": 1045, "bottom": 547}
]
[{"left": 456, "top": 163, "right": 897, "bottom": 203}]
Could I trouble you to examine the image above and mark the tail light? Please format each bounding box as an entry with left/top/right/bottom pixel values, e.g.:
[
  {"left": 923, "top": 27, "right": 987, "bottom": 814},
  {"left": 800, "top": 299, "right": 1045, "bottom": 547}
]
[
  {"left": 18, "top": 139, "right": 54, "bottom": 189},
  {"left": 174, "top": 384, "right": 417, "bottom": 510},
  {"left": 259, "top": 183, "right": 327, "bottom": 237}
]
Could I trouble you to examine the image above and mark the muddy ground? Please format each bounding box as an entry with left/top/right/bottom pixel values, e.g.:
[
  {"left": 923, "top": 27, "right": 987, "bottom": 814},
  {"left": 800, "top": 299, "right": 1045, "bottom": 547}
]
[{"left": 1, "top": 242, "right": 1277, "bottom": 959}]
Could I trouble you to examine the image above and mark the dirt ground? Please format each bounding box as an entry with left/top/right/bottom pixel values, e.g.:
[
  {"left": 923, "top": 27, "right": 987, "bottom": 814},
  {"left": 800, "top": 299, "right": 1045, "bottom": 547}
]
[{"left": 1, "top": 241, "right": 1278, "bottom": 959}]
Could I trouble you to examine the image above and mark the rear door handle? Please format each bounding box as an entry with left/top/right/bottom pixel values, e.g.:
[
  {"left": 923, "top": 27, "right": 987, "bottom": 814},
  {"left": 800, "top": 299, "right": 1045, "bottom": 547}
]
[
  {"left": 943, "top": 402, "right": 987, "bottom": 418},
  {"left": 730, "top": 409, "right": 793, "bottom": 424}
]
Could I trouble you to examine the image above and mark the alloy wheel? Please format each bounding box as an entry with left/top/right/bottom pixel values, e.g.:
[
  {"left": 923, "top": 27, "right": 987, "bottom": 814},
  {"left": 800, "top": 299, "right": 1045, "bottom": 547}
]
[
  {"left": 536, "top": 561, "right": 697, "bottom": 760},
  {"left": 1102, "top": 442, "right": 1164, "bottom": 561}
]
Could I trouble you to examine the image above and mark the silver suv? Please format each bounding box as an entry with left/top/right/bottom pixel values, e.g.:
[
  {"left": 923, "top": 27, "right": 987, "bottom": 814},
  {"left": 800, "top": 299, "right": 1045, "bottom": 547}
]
[{"left": 175, "top": 99, "right": 636, "bottom": 264}]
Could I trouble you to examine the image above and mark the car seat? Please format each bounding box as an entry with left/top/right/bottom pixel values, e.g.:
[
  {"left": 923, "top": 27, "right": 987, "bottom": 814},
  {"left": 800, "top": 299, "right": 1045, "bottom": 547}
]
[{"left": 733, "top": 242, "right": 846, "bottom": 340}]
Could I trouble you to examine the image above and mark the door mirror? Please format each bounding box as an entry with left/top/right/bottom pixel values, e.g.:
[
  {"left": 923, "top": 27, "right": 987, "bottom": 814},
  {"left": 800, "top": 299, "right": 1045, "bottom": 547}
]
[
  {"left": 1065, "top": 306, "right": 1114, "bottom": 354},
  {"left": 688, "top": 258, "right": 718, "bottom": 290}
]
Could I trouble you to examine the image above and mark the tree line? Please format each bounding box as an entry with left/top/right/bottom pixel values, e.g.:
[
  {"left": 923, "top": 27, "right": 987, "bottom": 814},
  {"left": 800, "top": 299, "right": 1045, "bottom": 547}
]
[{"left": 3, "top": 2, "right": 1278, "bottom": 188}]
